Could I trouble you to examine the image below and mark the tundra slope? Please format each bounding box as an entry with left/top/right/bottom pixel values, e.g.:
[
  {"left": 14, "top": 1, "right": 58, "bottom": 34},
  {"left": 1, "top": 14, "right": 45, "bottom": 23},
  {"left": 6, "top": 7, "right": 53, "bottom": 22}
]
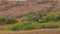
[{"left": 0, "top": 0, "right": 60, "bottom": 18}]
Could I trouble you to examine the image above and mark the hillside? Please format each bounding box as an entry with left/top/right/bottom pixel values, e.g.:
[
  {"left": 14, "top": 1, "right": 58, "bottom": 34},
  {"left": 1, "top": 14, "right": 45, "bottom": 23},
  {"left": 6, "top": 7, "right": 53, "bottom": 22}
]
[
  {"left": 0, "top": 0, "right": 59, "bottom": 18},
  {"left": 0, "top": 0, "right": 60, "bottom": 31}
]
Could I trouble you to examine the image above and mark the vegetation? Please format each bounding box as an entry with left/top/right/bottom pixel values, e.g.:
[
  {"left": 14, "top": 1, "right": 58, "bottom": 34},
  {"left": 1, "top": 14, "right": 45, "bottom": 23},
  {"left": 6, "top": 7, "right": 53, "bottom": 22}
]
[
  {"left": 42, "top": 12, "right": 60, "bottom": 22},
  {"left": 23, "top": 14, "right": 42, "bottom": 23},
  {"left": 10, "top": 11, "right": 60, "bottom": 31},
  {"left": 10, "top": 21, "right": 60, "bottom": 31},
  {"left": 0, "top": 0, "right": 60, "bottom": 32},
  {"left": 10, "top": 21, "right": 41, "bottom": 31},
  {"left": 0, "top": 16, "right": 17, "bottom": 24},
  {"left": 40, "top": 22, "right": 59, "bottom": 28}
]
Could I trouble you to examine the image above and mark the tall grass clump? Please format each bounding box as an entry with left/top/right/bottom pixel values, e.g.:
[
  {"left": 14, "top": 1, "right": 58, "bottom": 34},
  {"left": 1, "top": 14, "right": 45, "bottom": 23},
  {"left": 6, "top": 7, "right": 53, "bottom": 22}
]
[{"left": 0, "top": 16, "right": 17, "bottom": 24}]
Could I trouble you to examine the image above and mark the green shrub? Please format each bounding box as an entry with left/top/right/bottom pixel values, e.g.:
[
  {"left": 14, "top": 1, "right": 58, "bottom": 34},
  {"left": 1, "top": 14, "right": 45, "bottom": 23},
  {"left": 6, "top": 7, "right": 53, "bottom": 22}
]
[
  {"left": 0, "top": 16, "right": 5, "bottom": 23},
  {"left": 23, "top": 14, "right": 42, "bottom": 23},
  {"left": 10, "top": 21, "right": 41, "bottom": 31},
  {"left": 4, "top": 17, "right": 17, "bottom": 24},
  {"left": 42, "top": 12, "right": 60, "bottom": 22},
  {"left": 10, "top": 21, "right": 60, "bottom": 31},
  {"left": 40, "top": 22, "right": 59, "bottom": 28},
  {"left": 0, "top": 16, "right": 17, "bottom": 24},
  {"left": 25, "top": 14, "right": 37, "bottom": 21}
]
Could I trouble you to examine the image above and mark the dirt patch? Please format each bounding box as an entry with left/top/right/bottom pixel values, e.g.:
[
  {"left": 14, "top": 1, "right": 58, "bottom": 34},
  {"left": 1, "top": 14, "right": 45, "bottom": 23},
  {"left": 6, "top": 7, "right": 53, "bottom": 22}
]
[{"left": 0, "top": 29, "right": 60, "bottom": 34}]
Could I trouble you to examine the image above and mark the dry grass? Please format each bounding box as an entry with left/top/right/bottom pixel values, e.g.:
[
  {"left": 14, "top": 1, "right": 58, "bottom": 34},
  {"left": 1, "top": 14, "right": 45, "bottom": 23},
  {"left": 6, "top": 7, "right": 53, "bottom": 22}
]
[{"left": 0, "top": 29, "right": 60, "bottom": 34}]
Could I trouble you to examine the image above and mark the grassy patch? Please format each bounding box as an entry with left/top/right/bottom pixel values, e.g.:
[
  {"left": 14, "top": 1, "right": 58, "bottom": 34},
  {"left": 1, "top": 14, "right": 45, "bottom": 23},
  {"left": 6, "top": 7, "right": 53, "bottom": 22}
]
[
  {"left": 10, "top": 21, "right": 41, "bottom": 31},
  {"left": 42, "top": 12, "right": 60, "bottom": 22},
  {"left": 0, "top": 16, "right": 18, "bottom": 24},
  {"left": 10, "top": 21, "right": 60, "bottom": 31}
]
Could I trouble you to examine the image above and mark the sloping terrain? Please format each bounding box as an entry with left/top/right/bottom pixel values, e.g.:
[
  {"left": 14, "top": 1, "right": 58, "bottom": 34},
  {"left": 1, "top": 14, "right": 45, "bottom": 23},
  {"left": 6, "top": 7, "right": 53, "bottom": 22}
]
[
  {"left": 0, "top": 0, "right": 60, "bottom": 33},
  {"left": 0, "top": 0, "right": 59, "bottom": 17}
]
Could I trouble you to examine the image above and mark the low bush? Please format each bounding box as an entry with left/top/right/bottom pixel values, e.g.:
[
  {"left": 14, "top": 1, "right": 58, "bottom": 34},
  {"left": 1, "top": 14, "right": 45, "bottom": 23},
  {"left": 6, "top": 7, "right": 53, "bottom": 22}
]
[
  {"left": 24, "top": 14, "right": 37, "bottom": 21},
  {"left": 42, "top": 12, "right": 60, "bottom": 22},
  {"left": 0, "top": 16, "right": 17, "bottom": 24},
  {"left": 40, "top": 22, "right": 59, "bottom": 28},
  {"left": 0, "top": 16, "right": 5, "bottom": 23},
  {"left": 10, "top": 21, "right": 59, "bottom": 31},
  {"left": 4, "top": 17, "right": 17, "bottom": 24},
  {"left": 10, "top": 21, "right": 41, "bottom": 31},
  {"left": 22, "top": 14, "right": 42, "bottom": 23}
]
